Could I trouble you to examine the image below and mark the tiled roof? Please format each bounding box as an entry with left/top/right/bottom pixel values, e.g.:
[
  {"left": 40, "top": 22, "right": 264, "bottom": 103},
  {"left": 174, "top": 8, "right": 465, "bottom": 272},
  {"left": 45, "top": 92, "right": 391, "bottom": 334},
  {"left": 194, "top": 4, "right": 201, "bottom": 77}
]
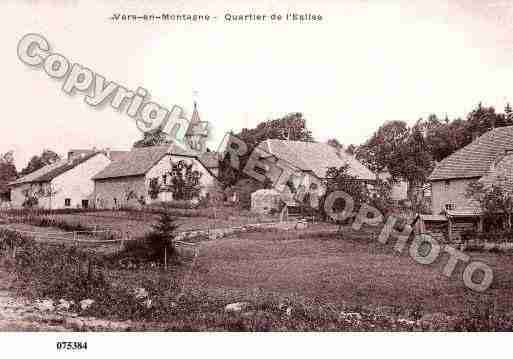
[
  {"left": 419, "top": 214, "right": 448, "bottom": 222},
  {"left": 93, "top": 144, "right": 197, "bottom": 180},
  {"left": 10, "top": 152, "right": 102, "bottom": 185},
  {"left": 257, "top": 139, "right": 375, "bottom": 180},
  {"left": 68, "top": 149, "right": 128, "bottom": 162},
  {"left": 198, "top": 151, "right": 220, "bottom": 169},
  {"left": 429, "top": 126, "right": 513, "bottom": 181},
  {"left": 479, "top": 152, "right": 513, "bottom": 192},
  {"left": 446, "top": 208, "right": 483, "bottom": 217},
  {"left": 107, "top": 151, "right": 129, "bottom": 162}
]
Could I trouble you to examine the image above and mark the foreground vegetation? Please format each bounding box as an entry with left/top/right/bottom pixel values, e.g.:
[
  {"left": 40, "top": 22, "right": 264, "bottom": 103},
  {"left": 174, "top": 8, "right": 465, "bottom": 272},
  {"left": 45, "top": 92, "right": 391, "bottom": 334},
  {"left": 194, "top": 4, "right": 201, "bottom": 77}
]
[{"left": 2, "top": 220, "right": 513, "bottom": 331}]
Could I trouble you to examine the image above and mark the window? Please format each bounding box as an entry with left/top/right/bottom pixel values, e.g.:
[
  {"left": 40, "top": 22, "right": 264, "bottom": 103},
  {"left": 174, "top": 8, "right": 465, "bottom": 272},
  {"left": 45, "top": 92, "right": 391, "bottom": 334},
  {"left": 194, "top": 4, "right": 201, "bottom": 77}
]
[
  {"left": 445, "top": 203, "right": 455, "bottom": 211},
  {"left": 162, "top": 174, "right": 167, "bottom": 185},
  {"left": 64, "top": 198, "right": 71, "bottom": 207},
  {"left": 81, "top": 200, "right": 89, "bottom": 209},
  {"left": 444, "top": 180, "right": 450, "bottom": 191}
]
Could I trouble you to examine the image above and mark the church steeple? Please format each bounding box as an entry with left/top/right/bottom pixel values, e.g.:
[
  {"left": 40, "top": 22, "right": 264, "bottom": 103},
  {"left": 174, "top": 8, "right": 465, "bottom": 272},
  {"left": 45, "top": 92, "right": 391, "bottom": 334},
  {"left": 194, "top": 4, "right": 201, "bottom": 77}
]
[{"left": 184, "top": 101, "right": 208, "bottom": 152}]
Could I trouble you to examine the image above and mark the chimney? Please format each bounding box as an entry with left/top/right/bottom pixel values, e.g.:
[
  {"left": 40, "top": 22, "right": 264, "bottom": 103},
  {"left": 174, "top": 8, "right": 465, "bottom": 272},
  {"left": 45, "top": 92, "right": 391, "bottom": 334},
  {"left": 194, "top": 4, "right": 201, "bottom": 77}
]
[{"left": 104, "top": 147, "right": 111, "bottom": 159}]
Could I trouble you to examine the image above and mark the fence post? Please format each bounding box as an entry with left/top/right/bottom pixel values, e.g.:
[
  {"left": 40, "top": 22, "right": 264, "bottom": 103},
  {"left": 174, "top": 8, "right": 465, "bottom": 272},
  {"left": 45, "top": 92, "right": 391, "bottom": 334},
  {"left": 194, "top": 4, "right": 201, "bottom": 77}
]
[
  {"left": 73, "top": 231, "right": 76, "bottom": 242},
  {"left": 164, "top": 246, "right": 168, "bottom": 270}
]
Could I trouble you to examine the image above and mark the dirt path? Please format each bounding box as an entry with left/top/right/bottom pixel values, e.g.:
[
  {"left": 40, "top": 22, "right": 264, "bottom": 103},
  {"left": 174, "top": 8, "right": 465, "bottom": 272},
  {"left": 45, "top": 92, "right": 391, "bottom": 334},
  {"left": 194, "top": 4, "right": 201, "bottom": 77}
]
[
  {"left": 0, "top": 269, "right": 70, "bottom": 331},
  {"left": 0, "top": 268, "right": 140, "bottom": 331}
]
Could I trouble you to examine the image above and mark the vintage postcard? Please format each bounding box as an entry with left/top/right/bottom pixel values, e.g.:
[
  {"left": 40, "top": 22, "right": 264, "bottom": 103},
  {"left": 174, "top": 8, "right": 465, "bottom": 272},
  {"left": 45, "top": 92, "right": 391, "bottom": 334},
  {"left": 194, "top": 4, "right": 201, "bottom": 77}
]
[{"left": 0, "top": 0, "right": 511, "bottom": 357}]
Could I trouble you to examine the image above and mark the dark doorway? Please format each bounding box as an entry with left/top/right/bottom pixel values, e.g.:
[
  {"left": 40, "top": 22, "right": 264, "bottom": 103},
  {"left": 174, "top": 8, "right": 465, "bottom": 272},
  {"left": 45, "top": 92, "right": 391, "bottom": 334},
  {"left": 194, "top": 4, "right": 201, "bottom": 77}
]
[{"left": 82, "top": 200, "right": 89, "bottom": 209}]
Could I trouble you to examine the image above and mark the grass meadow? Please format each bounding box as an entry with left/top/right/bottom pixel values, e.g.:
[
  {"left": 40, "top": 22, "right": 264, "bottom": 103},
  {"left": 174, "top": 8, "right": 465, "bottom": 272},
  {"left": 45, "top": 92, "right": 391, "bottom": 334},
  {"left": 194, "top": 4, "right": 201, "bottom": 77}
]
[{"left": 2, "top": 208, "right": 513, "bottom": 330}]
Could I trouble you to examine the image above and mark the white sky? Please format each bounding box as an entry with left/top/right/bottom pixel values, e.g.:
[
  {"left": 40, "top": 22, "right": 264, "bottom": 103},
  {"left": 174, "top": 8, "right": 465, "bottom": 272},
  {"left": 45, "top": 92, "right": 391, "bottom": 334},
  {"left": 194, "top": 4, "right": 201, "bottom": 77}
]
[{"left": 3, "top": 0, "right": 513, "bottom": 169}]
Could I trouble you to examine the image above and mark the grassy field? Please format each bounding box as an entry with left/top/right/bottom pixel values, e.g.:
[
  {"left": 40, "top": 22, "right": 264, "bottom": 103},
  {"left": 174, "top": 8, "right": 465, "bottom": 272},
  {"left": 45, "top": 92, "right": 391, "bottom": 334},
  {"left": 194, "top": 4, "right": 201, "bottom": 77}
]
[
  {"left": 189, "top": 225, "right": 513, "bottom": 317},
  {"left": 4, "top": 209, "right": 513, "bottom": 330},
  {"left": 47, "top": 211, "right": 274, "bottom": 238}
]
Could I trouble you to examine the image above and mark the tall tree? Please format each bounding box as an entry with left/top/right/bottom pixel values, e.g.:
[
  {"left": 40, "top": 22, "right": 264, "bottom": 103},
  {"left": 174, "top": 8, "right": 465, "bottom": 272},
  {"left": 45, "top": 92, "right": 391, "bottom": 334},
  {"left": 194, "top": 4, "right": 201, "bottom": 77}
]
[
  {"left": 326, "top": 138, "right": 344, "bottom": 150},
  {"left": 424, "top": 115, "right": 470, "bottom": 162},
  {"left": 133, "top": 130, "right": 173, "bottom": 148},
  {"left": 466, "top": 181, "right": 513, "bottom": 230},
  {"left": 355, "top": 120, "right": 409, "bottom": 175},
  {"left": 20, "top": 149, "right": 60, "bottom": 177},
  {"left": 345, "top": 144, "right": 357, "bottom": 156},
  {"left": 218, "top": 113, "right": 314, "bottom": 188},
  {"left": 237, "top": 112, "right": 314, "bottom": 149},
  {"left": 393, "top": 122, "right": 434, "bottom": 204},
  {"left": 0, "top": 151, "right": 17, "bottom": 200}
]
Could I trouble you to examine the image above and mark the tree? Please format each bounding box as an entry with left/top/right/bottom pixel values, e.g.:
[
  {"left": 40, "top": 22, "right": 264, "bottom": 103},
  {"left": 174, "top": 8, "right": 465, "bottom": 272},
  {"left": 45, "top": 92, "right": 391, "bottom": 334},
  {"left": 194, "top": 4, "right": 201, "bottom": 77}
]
[
  {"left": 424, "top": 115, "right": 469, "bottom": 162},
  {"left": 392, "top": 122, "right": 434, "bottom": 206},
  {"left": 319, "top": 164, "right": 371, "bottom": 222},
  {"left": 133, "top": 130, "right": 173, "bottom": 148},
  {"left": 237, "top": 112, "right": 314, "bottom": 148},
  {"left": 147, "top": 159, "right": 203, "bottom": 202},
  {"left": 345, "top": 144, "right": 357, "bottom": 156},
  {"left": 0, "top": 151, "right": 17, "bottom": 201},
  {"left": 465, "top": 102, "right": 510, "bottom": 137},
  {"left": 356, "top": 120, "right": 409, "bottom": 175},
  {"left": 21, "top": 182, "right": 59, "bottom": 208},
  {"left": 505, "top": 103, "right": 513, "bottom": 124},
  {"left": 20, "top": 149, "right": 60, "bottom": 176},
  {"left": 218, "top": 113, "right": 313, "bottom": 188},
  {"left": 466, "top": 180, "right": 513, "bottom": 230},
  {"left": 147, "top": 203, "right": 178, "bottom": 265},
  {"left": 326, "top": 138, "right": 344, "bottom": 150},
  {"left": 169, "top": 160, "right": 203, "bottom": 200}
]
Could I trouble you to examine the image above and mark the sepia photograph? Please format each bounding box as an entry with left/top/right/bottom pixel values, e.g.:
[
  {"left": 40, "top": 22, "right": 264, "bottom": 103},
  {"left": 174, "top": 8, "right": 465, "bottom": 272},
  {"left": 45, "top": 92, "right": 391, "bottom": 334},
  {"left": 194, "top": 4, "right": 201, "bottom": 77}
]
[{"left": 1, "top": 0, "right": 512, "bottom": 356}]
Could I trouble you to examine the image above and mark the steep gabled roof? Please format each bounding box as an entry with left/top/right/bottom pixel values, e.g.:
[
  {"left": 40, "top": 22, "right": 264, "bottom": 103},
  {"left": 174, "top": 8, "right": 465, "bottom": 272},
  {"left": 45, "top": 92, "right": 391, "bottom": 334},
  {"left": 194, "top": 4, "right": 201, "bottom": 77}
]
[
  {"left": 10, "top": 152, "right": 103, "bottom": 186},
  {"left": 429, "top": 126, "right": 513, "bottom": 181},
  {"left": 257, "top": 139, "right": 375, "bottom": 181},
  {"left": 93, "top": 144, "right": 197, "bottom": 180},
  {"left": 479, "top": 152, "right": 513, "bottom": 192},
  {"left": 198, "top": 151, "right": 220, "bottom": 169},
  {"left": 68, "top": 149, "right": 128, "bottom": 162}
]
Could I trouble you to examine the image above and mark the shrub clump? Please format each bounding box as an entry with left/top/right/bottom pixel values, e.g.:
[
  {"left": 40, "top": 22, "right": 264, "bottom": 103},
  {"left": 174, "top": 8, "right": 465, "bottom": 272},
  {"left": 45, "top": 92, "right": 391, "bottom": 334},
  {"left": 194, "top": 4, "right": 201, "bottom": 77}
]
[{"left": 109, "top": 204, "right": 178, "bottom": 267}]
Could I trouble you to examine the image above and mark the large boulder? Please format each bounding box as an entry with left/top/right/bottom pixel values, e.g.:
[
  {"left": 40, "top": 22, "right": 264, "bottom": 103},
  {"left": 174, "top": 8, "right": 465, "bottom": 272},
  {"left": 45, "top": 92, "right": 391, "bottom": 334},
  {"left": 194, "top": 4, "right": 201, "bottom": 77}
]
[
  {"left": 80, "top": 299, "right": 95, "bottom": 311},
  {"left": 57, "top": 299, "right": 73, "bottom": 311},
  {"left": 35, "top": 299, "right": 55, "bottom": 312},
  {"left": 225, "top": 302, "right": 251, "bottom": 313},
  {"left": 133, "top": 287, "right": 149, "bottom": 300}
]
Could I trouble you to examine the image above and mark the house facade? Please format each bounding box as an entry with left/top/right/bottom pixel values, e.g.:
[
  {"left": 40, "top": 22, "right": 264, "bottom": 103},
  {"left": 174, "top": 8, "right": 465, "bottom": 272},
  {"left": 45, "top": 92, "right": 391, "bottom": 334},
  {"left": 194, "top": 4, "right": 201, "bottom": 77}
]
[
  {"left": 9, "top": 150, "right": 117, "bottom": 209},
  {"left": 427, "top": 125, "right": 513, "bottom": 240},
  {"left": 252, "top": 139, "right": 375, "bottom": 209},
  {"left": 93, "top": 144, "right": 218, "bottom": 209}
]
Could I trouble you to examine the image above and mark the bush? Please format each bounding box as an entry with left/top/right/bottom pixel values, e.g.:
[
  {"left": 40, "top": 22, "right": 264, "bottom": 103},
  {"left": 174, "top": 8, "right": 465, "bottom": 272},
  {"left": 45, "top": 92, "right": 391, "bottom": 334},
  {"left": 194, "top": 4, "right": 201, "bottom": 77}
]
[{"left": 110, "top": 204, "right": 178, "bottom": 266}]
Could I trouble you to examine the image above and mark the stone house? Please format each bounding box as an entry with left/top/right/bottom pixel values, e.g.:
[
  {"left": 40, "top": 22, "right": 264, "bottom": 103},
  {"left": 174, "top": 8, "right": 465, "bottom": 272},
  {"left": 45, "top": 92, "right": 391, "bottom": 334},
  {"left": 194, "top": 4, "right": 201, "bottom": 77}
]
[
  {"left": 255, "top": 139, "right": 375, "bottom": 197},
  {"left": 427, "top": 125, "right": 513, "bottom": 240},
  {"left": 8, "top": 149, "right": 124, "bottom": 209},
  {"left": 92, "top": 144, "right": 218, "bottom": 209}
]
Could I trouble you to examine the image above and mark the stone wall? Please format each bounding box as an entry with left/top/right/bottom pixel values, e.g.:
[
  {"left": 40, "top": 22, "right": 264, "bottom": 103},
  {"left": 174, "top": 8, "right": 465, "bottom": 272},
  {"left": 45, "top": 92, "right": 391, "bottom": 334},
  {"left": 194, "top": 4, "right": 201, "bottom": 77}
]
[
  {"left": 174, "top": 220, "right": 307, "bottom": 242},
  {"left": 94, "top": 176, "right": 146, "bottom": 209}
]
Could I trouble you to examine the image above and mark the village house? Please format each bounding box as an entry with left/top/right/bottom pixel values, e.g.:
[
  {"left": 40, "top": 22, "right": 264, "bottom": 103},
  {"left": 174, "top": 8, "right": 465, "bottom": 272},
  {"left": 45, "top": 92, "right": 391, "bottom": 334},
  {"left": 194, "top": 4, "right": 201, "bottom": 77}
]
[
  {"left": 93, "top": 101, "right": 219, "bottom": 208},
  {"left": 257, "top": 139, "right": 375, "bottom": 190},
  {"left": 92, "top": 144, "right": 218, "bottom": 208},
  {"left": 423, "top": 125, "right": 513, "bottom": 241},
  {"left": 8, "top": 149, "right": 126, "bottom": 209},
  {"left": 250, "top": 139, "right": 375, "bottom": 214}
]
